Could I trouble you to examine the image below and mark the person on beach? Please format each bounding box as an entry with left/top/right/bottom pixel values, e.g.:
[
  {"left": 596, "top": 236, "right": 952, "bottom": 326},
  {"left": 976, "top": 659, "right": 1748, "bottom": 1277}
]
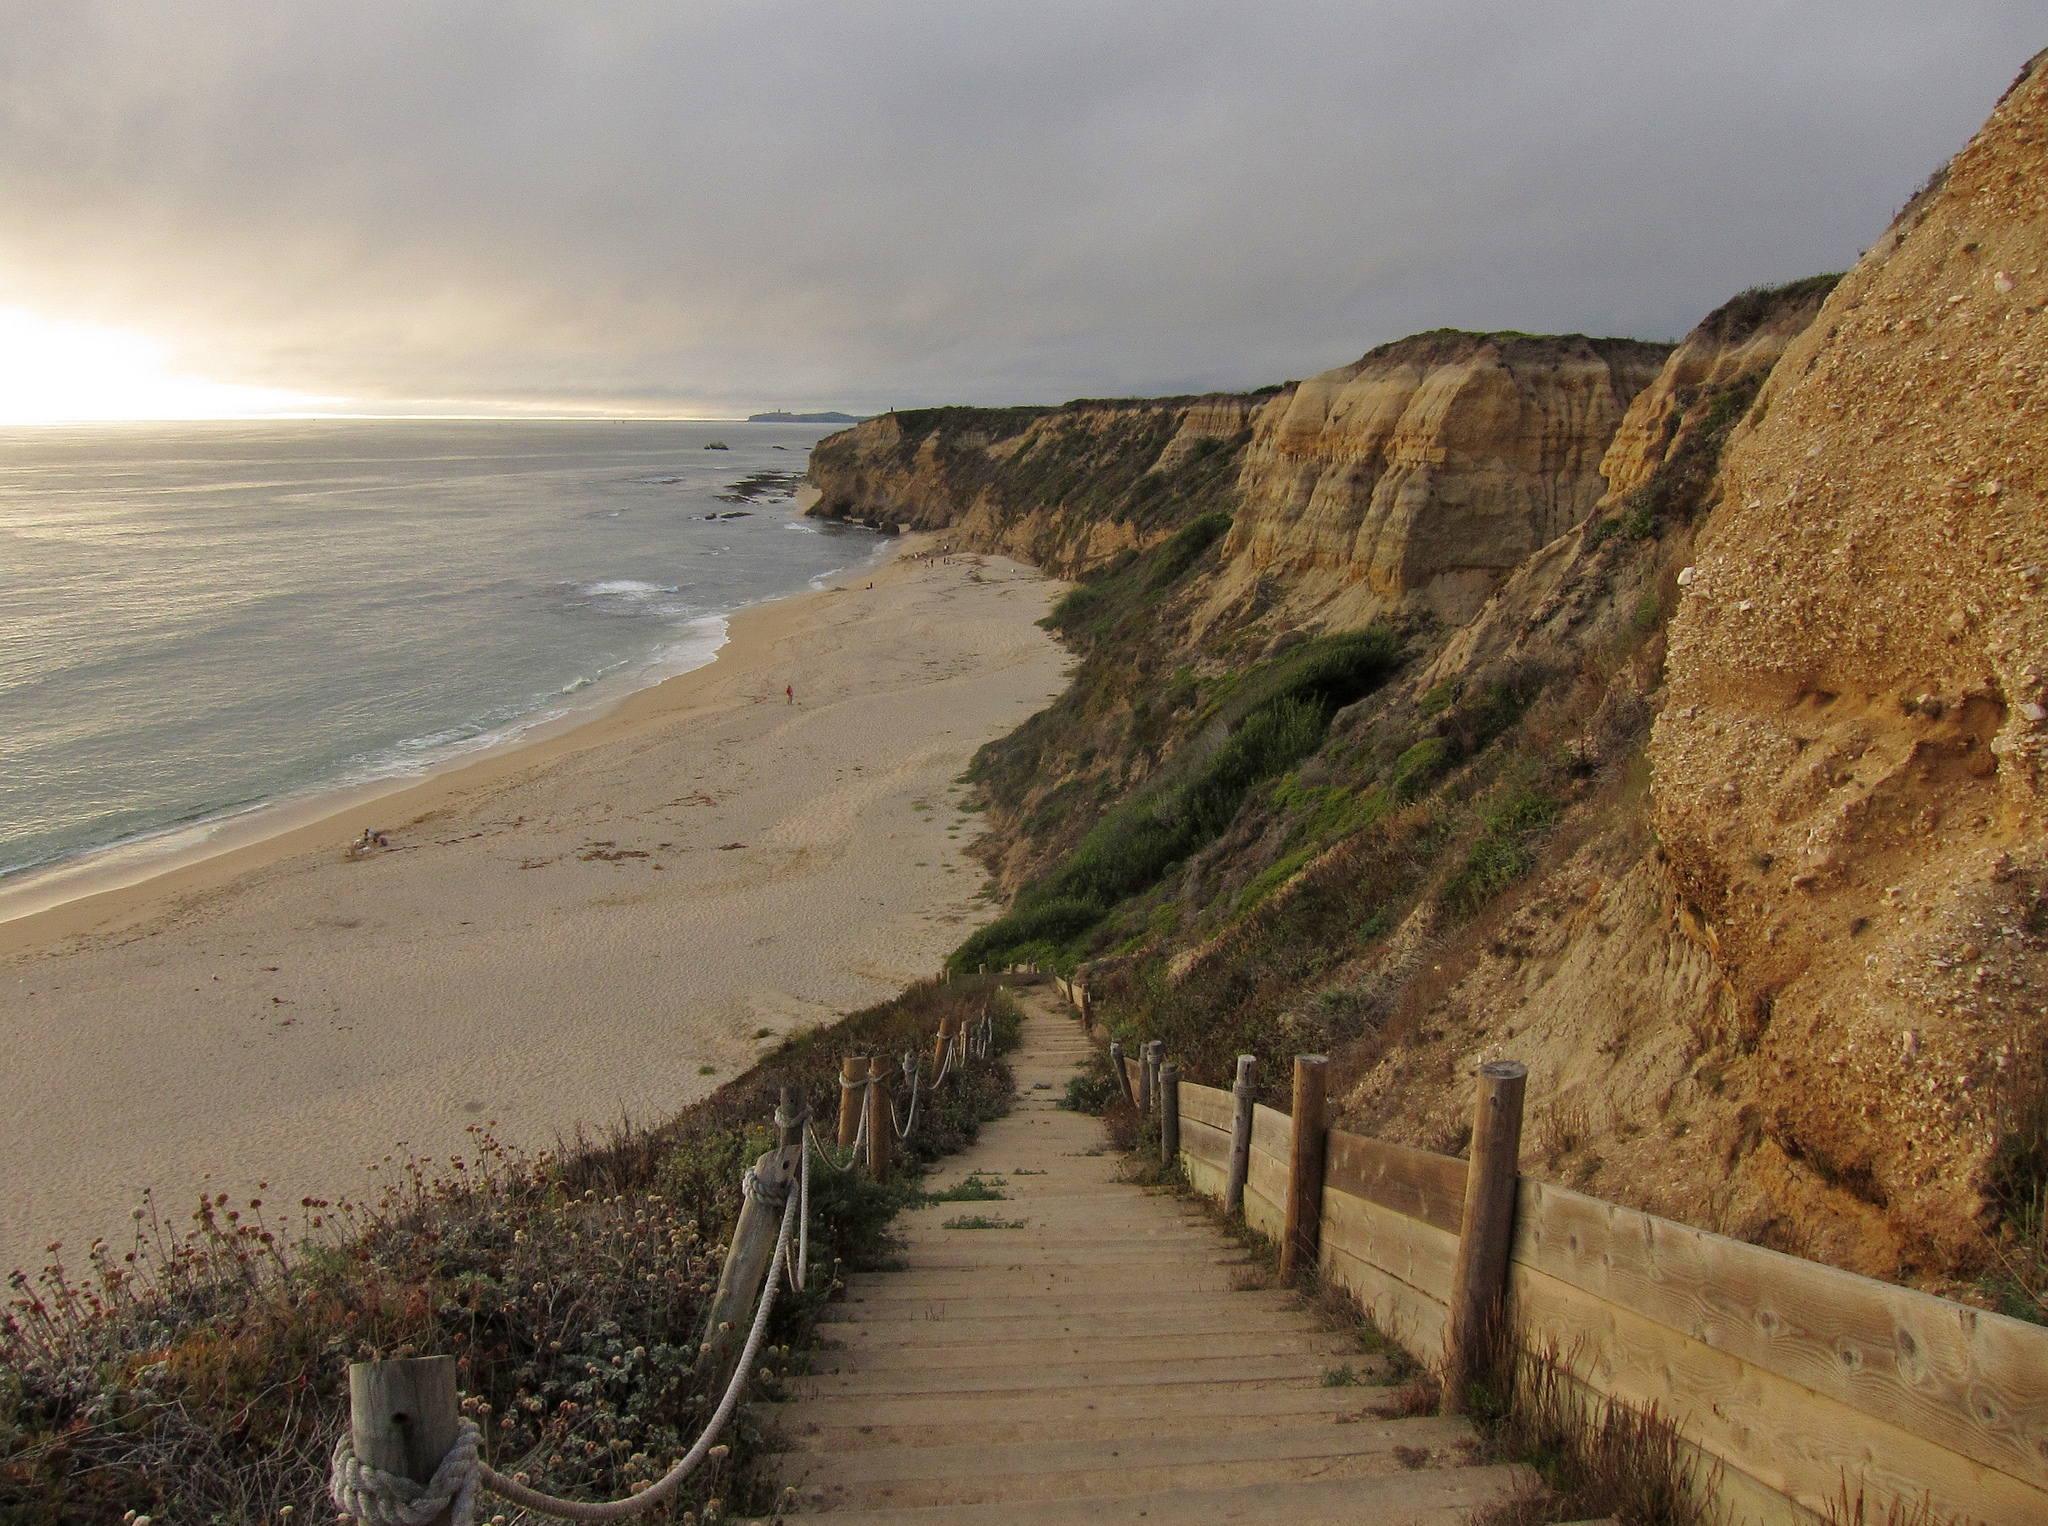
[{"left": 785, "top": 684, "right": 794, "bottom": 705}]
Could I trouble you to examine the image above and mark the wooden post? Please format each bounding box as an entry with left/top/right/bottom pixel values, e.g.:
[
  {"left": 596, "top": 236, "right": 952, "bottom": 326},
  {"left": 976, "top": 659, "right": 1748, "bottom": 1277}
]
[
  {"left": 1143, "top": 1041, "right": 1164, "bottom": 1115},
  {"left": 1135, "top": 1046, "right": 1152, "bottom": 1116},
  {"left": 931, "top": 1014, "right": 956, "bottom": 1082},
  {"left": 349, "top": 1355, "right": 460, "bottom": 1526},
  {"left": 700, "top": 1142, "right": 800, "bottom": 1372},
  {"left": 1224, "top": 1054, "right": 1256, "bottom": 1217},
  {"left": 838, "top": 1057, "right": 868, "bottom": 1148},
  {"left": 1444, "top": 1060, "right": 1528, "bottom": 1411},
  {"left": 1278, "top": 1055, "right": 1329, "bottom": 1285},
  {"left": 777, "top": 1086, "right": 806, "bottom": 1149},
  {"left": 867, "top": 1057, "right": 892, "bottom": 1182},
  {"left": 1108, "top": 1040, "right": 1135, "bottom": 1107},
  {"left": 1159, "top": 1063, "right": 1180, "bottom": 1166}
]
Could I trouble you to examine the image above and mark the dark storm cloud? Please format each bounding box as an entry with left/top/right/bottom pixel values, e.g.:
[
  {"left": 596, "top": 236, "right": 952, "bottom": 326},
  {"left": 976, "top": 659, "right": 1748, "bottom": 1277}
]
[{"left": 0, "top": 2, "right": 2037, "bottom": 412}]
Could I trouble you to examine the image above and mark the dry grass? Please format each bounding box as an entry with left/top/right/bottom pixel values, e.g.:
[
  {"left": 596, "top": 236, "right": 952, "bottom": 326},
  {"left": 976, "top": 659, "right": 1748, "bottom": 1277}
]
[
  {"left": 1538, "top": 1094, "right": 1596, "bottom": 1172},
  {"left": 1468, "top": 1339, "right": 1715, "bottom": 1526}
]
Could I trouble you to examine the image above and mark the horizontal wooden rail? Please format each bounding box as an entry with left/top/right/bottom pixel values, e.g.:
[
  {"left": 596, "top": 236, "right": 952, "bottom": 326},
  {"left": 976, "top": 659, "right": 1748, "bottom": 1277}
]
[
  {"left": 1169, "top": 1069, "right": 2048, "bottom": 1525},
  {"left": 1324, "top": 1129, "right": 1466, "bottom": 1237}
]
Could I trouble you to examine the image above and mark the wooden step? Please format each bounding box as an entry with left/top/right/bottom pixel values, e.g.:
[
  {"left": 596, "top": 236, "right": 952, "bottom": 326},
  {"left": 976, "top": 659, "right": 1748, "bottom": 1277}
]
[
  {"left": 759, "top": 1384, "right": 1397, "bottom": 1452},
  {"left": 768, "top": 1414, "right": 1483, "bottom": 1509},
  {"left": 756, "top": 1463, "right": 1531, "bottom": 1524},
  {"left": 762, "top": 994, "right": 1520, "bottom": 1526}
]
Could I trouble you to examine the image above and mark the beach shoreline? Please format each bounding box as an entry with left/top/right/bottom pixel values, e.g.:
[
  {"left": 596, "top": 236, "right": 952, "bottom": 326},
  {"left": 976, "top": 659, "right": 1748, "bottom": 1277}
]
[
  {"left": 0, "top": 537, "right": 1066, "bottom": 1275},
  {"left": 0, "top": 541, "right": 889, "bottom": 957}
]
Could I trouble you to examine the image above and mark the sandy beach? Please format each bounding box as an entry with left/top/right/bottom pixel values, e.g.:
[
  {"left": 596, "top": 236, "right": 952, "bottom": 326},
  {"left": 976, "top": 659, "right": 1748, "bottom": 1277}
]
[{"left": 0, "top": 540, "right": 1066, "bottom": 1277}]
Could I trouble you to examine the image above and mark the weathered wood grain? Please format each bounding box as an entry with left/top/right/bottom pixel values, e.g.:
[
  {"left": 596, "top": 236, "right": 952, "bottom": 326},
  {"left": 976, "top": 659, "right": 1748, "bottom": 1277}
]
[
  {"left": 1247, "top": 1145, "right": 1291, "bottom": 1215},
  {"left": 1320, "top": 1241, "right": 1449, "bottom": 1364},
  {"left": 1251, "top": 1103, "right": 1292, "bottom": 1164},
  {"left": 1181, "top": 1115, "right": 1232, "bottom": 1167},
  {"left": 351, "top": 1357, "right": 461, "bottom": 1526},
  {"left": 1323, "top": 1130, "right": 1467, "bottom": 1237},
  {"left": 1512, "top": 1262, "right": 2048, "bottom": 1526},
  {"left": 1280, "top": 1057, "right": 1329, "bottom": 1285},
  {"left": 1514, "top": 1178, "right": 2048, "bottom": 1493},
  {"left": 1179, "top": 1082, "right": 1233, "bottom": 1133},
  {"left": 1243, "top": 1174, "right": 1288, "bottom": 1243},
  {"left": 1183, "top": 1149, "right": 1229, "bottom": 1204},
  {"left": 1539, "top": 1344, "right": 1820, "bottom": 1526},
  {"left": 1321, "top": 1188, "right": 1459, "bottom": 1304}
]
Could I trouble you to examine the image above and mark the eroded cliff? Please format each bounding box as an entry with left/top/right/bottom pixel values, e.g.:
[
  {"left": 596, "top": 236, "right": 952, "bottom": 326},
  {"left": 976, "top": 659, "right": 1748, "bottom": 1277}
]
[
  {"left": 1205, "top": 331, "right": 1671, "bottom": 630},
  {"left": 806, "top": 396, "right": 1259, "bottom": 577},
  {"left": 1649, "top": 50, "right": 2048, "bottom": 1271},
  {"left": 846, "top": 54, "right": 2048, "bottom": 1301}
]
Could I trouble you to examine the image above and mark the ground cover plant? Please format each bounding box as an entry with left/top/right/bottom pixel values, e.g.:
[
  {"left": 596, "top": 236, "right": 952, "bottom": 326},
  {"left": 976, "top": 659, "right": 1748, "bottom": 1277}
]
[
  {"left": 952, "top": 622, "right": 1403, "bottom": 975},
  {"left": 0, "top": 980, "right": 1021, "bottom": 1524}
]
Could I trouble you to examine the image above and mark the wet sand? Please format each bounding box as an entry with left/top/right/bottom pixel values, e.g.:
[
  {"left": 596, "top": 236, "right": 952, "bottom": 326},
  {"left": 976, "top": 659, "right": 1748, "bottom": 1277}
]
[{"left": 0, "top": 540, "right": 1066, "bottom": 1276}]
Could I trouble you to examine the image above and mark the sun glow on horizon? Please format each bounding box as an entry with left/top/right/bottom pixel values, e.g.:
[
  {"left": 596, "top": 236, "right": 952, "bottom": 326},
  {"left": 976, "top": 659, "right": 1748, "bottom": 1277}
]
[{"left": 0, "top": 307, "right": 330, "bottom": 423}]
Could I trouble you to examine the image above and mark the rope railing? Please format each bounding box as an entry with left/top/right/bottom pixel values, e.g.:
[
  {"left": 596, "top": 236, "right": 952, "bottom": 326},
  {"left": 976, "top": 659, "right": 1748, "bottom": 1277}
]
[
  {"left": 331, "top": 1007, "right": 1005, "bottom": 1525},
  {"left": 331, "top": 1182, "right": 798, "bottom": 1525}
]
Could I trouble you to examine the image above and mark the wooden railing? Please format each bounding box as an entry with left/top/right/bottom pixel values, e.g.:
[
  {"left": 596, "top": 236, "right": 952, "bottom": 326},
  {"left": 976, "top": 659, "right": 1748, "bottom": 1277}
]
[{"left": 1158, "top": 1059, "right": 2048, "bottom": 1526}]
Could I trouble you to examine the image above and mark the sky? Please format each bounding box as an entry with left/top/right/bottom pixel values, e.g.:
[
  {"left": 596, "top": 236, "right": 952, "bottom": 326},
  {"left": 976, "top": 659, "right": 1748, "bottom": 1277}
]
[{"left": 0, "top": 3, "right": 2039, "bottom": 420}]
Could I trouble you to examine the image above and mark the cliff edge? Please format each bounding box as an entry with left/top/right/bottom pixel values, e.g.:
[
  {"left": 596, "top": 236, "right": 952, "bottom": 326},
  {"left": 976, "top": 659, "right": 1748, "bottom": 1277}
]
[
  {"left": 1650, "top": 49, "right": 2048, "bottom": 1266},
  {"left": 1208, "top": 331, "right": 1670, "bottom": 629}
]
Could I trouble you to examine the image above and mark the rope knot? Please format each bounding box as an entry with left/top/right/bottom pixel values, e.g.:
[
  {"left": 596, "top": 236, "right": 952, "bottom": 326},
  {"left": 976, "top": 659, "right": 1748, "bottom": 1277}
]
[
  {"left": 741, "top": 1156, "right": 793, "bottom": 1209},
  {"left": 331, "top": 1418, "right": 481, "bottom": 1526}
]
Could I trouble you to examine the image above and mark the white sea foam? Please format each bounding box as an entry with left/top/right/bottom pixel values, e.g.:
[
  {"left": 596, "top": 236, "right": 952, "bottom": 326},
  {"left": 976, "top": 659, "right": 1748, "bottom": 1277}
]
[{"left": 0, "top": 418, "right": 877, "bottom": 907}]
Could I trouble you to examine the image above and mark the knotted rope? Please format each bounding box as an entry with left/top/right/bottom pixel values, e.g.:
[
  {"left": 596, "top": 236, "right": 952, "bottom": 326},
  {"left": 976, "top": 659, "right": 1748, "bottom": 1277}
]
[
  {"left": 334, "top": 1011, "right": 994, "bottom": 1524},
  {"left": 331, "top": 1420, "right": 481, "bottom": 1525},
  {"left": 332, "top": 1181, "right": 799, "bottom": 1525}
]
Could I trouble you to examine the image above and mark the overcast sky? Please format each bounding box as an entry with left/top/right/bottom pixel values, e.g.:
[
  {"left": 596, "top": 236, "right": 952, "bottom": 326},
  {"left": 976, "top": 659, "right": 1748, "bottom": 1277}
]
[{"left": 0, "top": 3, "right": 2038, "bottom": 415}]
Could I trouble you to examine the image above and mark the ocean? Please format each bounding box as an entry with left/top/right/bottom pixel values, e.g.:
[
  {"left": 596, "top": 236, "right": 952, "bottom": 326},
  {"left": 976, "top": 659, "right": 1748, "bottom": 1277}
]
[{"left": 0, "top": 418, "right": 880, "bottom": 898}]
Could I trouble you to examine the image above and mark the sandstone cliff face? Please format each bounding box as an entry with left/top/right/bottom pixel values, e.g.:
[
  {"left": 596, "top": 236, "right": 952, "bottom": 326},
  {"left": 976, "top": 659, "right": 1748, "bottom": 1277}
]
[
  {"left": 1593, "top": 274, "right": 1840, "bottom": 511},
  {"left": 807, "top": 397, "right": 1260, "bottom": 577},
  {"left": 1650, "top": 51, "right": 2048, "bottom": 1269},
  {"left": 1207, "top": 332, "right": 1670, "bottom": 630}
]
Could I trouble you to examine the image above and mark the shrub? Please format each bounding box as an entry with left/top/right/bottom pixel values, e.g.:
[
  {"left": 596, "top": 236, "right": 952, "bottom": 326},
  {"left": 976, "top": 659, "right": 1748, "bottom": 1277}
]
[
  {"left": 952, "top": 627, "right": 1404, "bottom": 973},
  {"left": 1144, "top": 512, "right": 1233, "bottom": 590},
  {"left": 0, "top": 979, "right": 1022, "bottom": 1523},
  {"left": 1392, "top": 737, "right": 1453, "bottom": 800},
  {"left": 1180, "top": 698, "right": 1326, "bottom": 837},
  {"left": 1042, "top": 584, "right": 1104, "bottom": 629},
  {"left": 1442, "top": 788, "right": 1561, "bottom": 915}
]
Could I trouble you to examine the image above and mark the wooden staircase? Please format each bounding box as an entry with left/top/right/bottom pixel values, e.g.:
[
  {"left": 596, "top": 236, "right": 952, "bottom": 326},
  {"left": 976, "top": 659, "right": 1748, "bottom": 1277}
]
[{"left": 754, "top": 992, "right": 1528, "bottom": 1523}]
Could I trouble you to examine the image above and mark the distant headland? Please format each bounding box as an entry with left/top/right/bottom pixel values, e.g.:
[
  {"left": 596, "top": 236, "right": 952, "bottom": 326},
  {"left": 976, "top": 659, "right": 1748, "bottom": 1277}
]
[{"left": 747, "top": 409, "right": 865, "bottom": 424}]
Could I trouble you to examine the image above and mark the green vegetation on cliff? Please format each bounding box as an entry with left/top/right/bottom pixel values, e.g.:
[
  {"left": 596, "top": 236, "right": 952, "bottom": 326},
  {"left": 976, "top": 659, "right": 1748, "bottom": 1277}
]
[{"left": 945, "top": 293, "right": 1844, "bottom": 1133}]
